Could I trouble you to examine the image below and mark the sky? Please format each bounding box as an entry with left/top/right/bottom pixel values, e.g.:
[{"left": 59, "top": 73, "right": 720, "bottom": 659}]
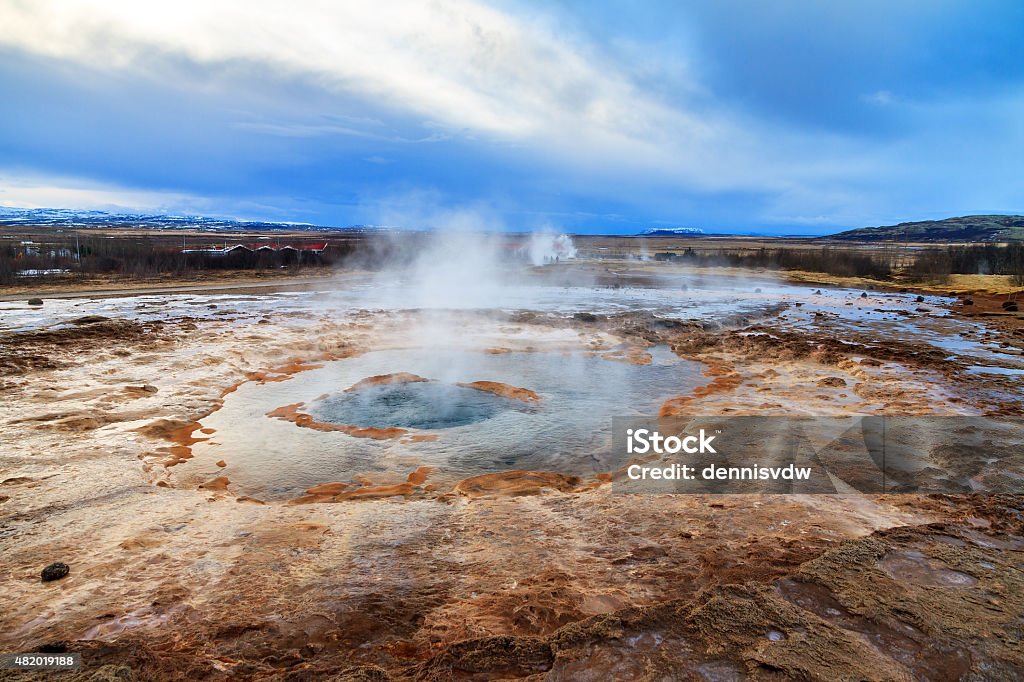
[{"left": 0, "top": 0, "right": 1022, "bottom": 235}]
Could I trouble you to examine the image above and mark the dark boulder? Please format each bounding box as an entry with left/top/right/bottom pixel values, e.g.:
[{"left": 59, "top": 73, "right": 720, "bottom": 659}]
[{"left": 41, "top": 562, "right": 70, "bottom": 582}]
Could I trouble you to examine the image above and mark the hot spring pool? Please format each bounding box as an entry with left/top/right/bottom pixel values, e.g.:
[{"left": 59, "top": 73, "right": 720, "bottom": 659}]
[
  {"left": 308, "top": 381, "right": 518, "bottom": 430},
  {"left": 185, "top": 347, "right": 705, "bottom": 498}
]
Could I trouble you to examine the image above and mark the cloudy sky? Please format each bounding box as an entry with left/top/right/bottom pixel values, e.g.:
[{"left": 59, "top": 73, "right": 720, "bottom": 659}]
[{"left": 0, "top": 0, "right": 1021, "bottom": 234}]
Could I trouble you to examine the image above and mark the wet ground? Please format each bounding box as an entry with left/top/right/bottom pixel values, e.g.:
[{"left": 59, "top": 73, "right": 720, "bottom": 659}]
[{"left": 1, "top": 261, "right": 1022, "bottom": 680}]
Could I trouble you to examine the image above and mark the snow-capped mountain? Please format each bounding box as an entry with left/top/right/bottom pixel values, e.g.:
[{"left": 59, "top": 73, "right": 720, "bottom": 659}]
[
  {"left": 638, "top": 227, "right": 705, "bottom": 236},
  {"left": 0, "top": 207, "right": 329, "bottom": 232}
]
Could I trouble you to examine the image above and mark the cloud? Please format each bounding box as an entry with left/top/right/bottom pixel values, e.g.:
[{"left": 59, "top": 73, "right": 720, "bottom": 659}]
[
  {"left": 0, "top": 1, "right": 648, "bottom": 137},
  {"left": 863, "top": 90, "right": 895, "bottom": 106},
  {"left": 0, "top": 170, "right": 209, "bottom": 213},
  {"left": 231, "top": 121, "right": 450, "bottom": 144},
  {"left": 0, "top": 0, "right": 797, "bottom": 192}
]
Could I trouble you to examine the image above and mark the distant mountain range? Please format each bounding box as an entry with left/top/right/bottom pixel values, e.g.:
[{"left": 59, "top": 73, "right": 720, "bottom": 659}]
[
  {"left": 639, "top": 227, "right": 705, "bottom": 236},
  {"left": 0, "top": 207, "right": 336, "bottom": 232},
  {"left": 829, "top": 215, "right": 1024, "bottom": 242}
]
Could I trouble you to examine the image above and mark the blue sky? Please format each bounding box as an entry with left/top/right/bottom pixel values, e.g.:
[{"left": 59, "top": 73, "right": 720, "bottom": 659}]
[{"left": 0, "top": 1, "right": 1021, "bottom": 234}]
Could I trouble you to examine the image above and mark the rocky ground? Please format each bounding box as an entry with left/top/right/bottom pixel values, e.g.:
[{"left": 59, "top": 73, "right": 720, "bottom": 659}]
[{"left": 1, "top": 268, "right": 1023, "bottom": 681}]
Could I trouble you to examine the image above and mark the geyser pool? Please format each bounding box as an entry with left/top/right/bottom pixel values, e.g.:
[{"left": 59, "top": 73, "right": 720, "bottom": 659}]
[
  {"left": 186, "top": 347, "right": 705, "bottom": 498},
  {"left": 309, "top": 381, "right": 519, "bottom": 430}
]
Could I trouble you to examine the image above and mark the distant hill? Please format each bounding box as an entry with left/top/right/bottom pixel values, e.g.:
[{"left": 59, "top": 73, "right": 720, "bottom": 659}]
[{"left": 830, "top": 215, "right": 1024, "bottom": 242}]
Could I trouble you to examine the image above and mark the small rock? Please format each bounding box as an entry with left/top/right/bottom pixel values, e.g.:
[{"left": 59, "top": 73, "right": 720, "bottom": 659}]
[
  {"left": 41, "top": 562, "right": 70, "bottom": 582},
  {"left": 817, "top": 377, "right": 847, "bottom": 388},
  {"left": 754, "top": 288, "right": 762, "bottom": 293},
  {"left": 915, "top": 295, "right": 925, "bottom": 303},
  {"left": 127, "top": 384, "right": 158, "bottom": 394},
  {"left": 71, "top": 315, "right": 110, "bottom": 325},
  {"left": 215, "top": 460, "right": 227, "bottom": 468},
  {"left": 961, "top": 299, "right": 973, "bottom": 306},
  {"left": 860, "top": 292, "right": 868, "bottom": 298},
  {"left": 199, "top": 476, "right": 230, "bottom": 491},
  {"left": 573, "top": 312, "right": 598, "bottom": 323},
  {"left": 27, "top": 298, "right": 44, "bottom": 306}
]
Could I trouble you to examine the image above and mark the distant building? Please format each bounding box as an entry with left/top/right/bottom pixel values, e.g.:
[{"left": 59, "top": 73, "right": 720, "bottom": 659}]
[
  {"left": 181, "top": 242, "right": 328, "bottom": 256},
  {"left": 181, "top": 242, "right": 330, "bottom": 267}
]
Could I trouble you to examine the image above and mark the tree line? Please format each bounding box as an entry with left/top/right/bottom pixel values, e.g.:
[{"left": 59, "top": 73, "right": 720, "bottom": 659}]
[
  {"left": 0, "top": 234, "right": 363, "bottom": 284},
  {"left": 904, "top": 243, "right": 1024, "bottom": 285},
  {"left": 657, "top": 243, "right": 1024, "bottom": 285}
]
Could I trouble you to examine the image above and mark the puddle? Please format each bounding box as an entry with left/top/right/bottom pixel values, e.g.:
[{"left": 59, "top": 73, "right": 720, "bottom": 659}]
[
  {"left": 877, "top": 550, "right": 978, "bottom": 587},
  {"left": 965, "top": 366, "right": 1024, "bottom": 376}
]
